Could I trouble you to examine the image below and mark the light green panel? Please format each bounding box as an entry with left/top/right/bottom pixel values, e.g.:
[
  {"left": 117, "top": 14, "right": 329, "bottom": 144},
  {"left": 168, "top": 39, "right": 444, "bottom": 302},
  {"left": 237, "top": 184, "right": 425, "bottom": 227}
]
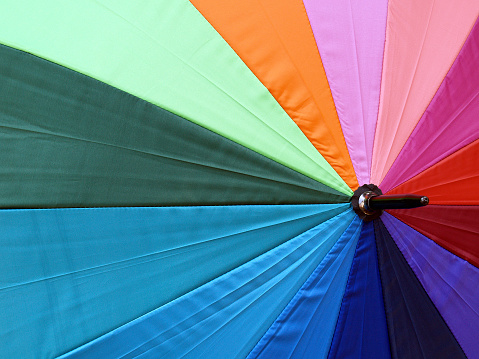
[{"left": 0, "top": 0, "right": 351, "bottom": 195}]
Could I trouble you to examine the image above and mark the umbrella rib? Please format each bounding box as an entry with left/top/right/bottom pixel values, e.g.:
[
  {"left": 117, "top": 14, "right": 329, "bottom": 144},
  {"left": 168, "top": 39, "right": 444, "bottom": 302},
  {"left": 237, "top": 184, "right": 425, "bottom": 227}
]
[
  {"left": 255, "top": 0, "right": 355, "bottom": 180},
  {"left": 0, "top": 210, "right": 331, "bottom": 293},
  {"left": 375, "top": 0, "right": 436, "bottom": 183},
  {"left": 91, "top": 0, "right": 337, "bottom": 180},
  {"left": 380, "top": 227, "right": 428, "bottom": 358},
  {"left": 118, "top": 219, "right": 346, "bottom": 359},
  {"left": 346, "top": 0, "right": 369, "bottom": 180},
  {"left": 0, "top": 123, "right": 330, "bottom": 194},
  {"left": 390, "top": 229, "right": 479, "bottom": 319},
  {"left": 385, "top": 91, "right": 479, "bottom": 192}
]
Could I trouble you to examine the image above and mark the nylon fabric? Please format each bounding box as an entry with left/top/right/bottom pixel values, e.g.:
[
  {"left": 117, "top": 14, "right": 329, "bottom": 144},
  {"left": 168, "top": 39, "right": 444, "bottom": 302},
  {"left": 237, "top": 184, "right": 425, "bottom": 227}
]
[
  {"left": 388, "top": 206, "right": 479, "bottom": 268},
  {"left": 302, "top": 0, "right": 388, "bottom": 185},
  {"left": 381, "top": 18, "right": 479, "bottom": 192},
  {"left": 189, "top": 0, "right": 358, "bottom": 190},
  {"left": 59, "top": 210, "right": 356, "bottom": 359},
  {"left": 382, "top": 213, "right": 479, "bottom": 359},
  {"left": 0, "top": 44, "right": 349, "bottom": 208},
  {"left": 371, "top": 0, "right": 479, "bottom": 184},
  {"left": 386, "top": 139, "right": 479, "bottom": 205},
  {"left": 374, "top": 220, "right": 467, "bottom": 359},
  {"left": 0, "top": 0, "right": 351, "bottom": 195},
  {"left": 0, "top": 204, "right": 348, "bottom": 358},
  {"left": 247, "top": 217, "right": 361, "bottom": 359},
  {"left": 328, "top": 221, "right": 391, "bottom": 359}
]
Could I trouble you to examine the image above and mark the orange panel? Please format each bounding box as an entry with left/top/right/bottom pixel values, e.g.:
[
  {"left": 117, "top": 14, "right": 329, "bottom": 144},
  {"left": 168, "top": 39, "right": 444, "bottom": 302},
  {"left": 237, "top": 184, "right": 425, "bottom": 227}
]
[
  {"left": 190, "top": 0, "right": 358, "bottom": 190},
  {"left": 387, "top": 139, "right": 479, "bottom": 205}
]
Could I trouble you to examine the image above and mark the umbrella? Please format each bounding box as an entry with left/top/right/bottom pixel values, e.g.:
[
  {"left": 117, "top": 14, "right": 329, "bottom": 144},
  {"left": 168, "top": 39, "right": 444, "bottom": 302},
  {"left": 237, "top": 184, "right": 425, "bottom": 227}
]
[{"left": 0, "top": 0, "right": 478, "bottom": 358}]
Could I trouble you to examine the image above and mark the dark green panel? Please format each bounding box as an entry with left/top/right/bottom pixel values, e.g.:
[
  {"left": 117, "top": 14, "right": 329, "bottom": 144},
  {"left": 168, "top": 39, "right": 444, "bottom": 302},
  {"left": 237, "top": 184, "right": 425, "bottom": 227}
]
[{"left": 0, "top": 44, "right": 348, "bottom": 208}]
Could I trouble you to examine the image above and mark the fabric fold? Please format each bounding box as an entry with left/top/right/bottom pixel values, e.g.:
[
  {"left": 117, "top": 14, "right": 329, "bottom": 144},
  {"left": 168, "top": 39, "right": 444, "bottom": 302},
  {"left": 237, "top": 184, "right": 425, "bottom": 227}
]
[
  {"left": 303, "top": 0, "right": 387, "bottom": 185},
  {"left": 0, "top": 204, "right": 349, "bottom": 358},
  {"left": 386, "top": 139, "right": 479, "bottom": 205},
  {"left": 381, "top": 17, "right": 479, "bottom": 191},
  {"left": 371, "top": 0, "right": 478, "bottom": 184},
  {"left": 0, "top": 43, "right": 349, "bottom": 208},
  {"left": 59, "top": 210, "right": 356, "bottom": 359},
  {"left": 387, "top": 205, "right": 479, "bottom": 268},
  {"left": 247, "top": 217, "right": 362, "bottom": 359},
  {"left": 190, "top": 0, "right": 358, "bottom": 189},
  {"left": 328, "top": 221, "right": 391, "bottom": 359},
  {"left": 382, "top": 213, "right": 479, "bottom": 359},
  {"left": 374, "top": 219, "right": 466, "bottom": 359},
  {"left": 0, "top": 0, "right": 351, "bottom": 195}
]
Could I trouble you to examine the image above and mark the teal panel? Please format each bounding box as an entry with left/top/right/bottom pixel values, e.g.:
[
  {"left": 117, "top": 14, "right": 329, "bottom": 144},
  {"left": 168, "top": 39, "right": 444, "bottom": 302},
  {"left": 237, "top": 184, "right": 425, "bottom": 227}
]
[
  {"left": 0, "top": 204, "right": 348, "bottom": 358},
  {"left": 59, "top": 210, "right": 356, "bottom": 358}
]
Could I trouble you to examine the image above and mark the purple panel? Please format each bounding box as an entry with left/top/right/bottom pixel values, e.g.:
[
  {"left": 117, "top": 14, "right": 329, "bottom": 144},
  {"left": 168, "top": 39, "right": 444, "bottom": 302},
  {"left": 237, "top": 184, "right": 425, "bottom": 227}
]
[
  {"left": 381, "top": 18, "right": 479, "bottom": 192},
  {"left": 382, "top": 213, "right": 479, "bottom": 359},
  {"left": 302, "top": 0, "right": 388, "bottom": 185}
]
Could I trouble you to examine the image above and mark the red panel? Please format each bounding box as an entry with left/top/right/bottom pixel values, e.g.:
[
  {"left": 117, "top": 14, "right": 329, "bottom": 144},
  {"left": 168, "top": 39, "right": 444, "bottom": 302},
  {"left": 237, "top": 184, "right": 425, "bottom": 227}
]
[
  {"left": 388, "top": 205, "right": 479, "bottom": 268},
  {"left": 387, "top": 139, "right": 479, "bottom": 205}
]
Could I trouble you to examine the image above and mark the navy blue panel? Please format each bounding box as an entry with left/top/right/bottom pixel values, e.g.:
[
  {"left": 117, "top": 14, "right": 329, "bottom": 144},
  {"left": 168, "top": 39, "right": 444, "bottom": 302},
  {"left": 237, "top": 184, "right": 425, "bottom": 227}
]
[
  {"left": 328, "top": 221, "right": 391, "bottom": 359},
  {"left": 374, "top": 219, "right": 466, "bottom": 359}
]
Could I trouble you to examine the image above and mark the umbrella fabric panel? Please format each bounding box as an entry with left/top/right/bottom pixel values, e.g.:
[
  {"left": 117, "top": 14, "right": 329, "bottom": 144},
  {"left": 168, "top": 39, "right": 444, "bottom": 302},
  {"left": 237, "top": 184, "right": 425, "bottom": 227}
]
[
  {"left": 0, "top": 0, "right": 351, "bottom": 195},
  {"left": 247, "top": 217, "right": 361, "bottom": 359},
  {"left": 386, "top": 139, "right": 479, "bottom": 205},
  {"left": 382, "top": 213, "right": 479, "bottom": 359},
  {"left": 190, "top": 0, "right": 358, "bottom": 190},
  {"left": 59, "top": 210, "right": 357, "bottom": 359},
  {"left": 328, "top": 221, "right": 391, "bottom": 359},
  {"left": 0, "top": 44, "right": 349, "bottom": 208},
  {"left": 302, "top": 0, "right": 387, "bottom": 186},
  {"left": 0, "top": 204, "right": 347, "bottom": 358},
  {"left": 381, "top": 17, "right": 479, "bottom": 192},
  {"left": 371, "top": 0, "right": 479, "bottom": 185},
  {"left": 374, "top": 220, "right": 467, "bottom": 359},
  {"left": 388, "top": 206, "right": 479, "bottom": 267}
]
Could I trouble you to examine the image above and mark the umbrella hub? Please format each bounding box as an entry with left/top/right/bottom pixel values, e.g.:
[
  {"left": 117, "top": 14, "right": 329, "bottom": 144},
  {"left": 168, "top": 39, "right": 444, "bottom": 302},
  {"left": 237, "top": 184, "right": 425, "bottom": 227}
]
[{"left": 351, "top": 184, "right": 429, "bottom": 222}]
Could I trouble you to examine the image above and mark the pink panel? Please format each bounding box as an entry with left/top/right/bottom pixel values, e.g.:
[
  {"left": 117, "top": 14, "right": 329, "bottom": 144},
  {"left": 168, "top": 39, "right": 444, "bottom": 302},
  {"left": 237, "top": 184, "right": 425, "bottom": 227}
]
[
  {"left": 371, "top": 0, "right": 478, "bottom": 185},
  {"left": 381, "top": 17, "right": 479, "bottom": 192},
  {"left": 303, "top": 0, "right": 388, "bottom": 185}
]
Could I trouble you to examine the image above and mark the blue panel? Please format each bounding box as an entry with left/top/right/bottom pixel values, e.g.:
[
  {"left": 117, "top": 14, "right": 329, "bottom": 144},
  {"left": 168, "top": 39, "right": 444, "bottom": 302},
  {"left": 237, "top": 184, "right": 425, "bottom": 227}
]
[
  {"left": 247, "top": 217, "right": 362, "bottom": 359},
  {"left": 59, "top": 209, "right": 356, "bottom": 358},
  {"left": 328, "top": 221, "right": 391, "bottom": 359},
  {"left": 0, "top": 204, "right": 348, "bottom": 358}
]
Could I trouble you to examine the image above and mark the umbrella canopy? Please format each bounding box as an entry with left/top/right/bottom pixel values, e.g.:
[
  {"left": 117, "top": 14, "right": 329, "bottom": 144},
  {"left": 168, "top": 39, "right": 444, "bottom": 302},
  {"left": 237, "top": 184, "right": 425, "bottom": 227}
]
[{"left": 0, "top": 1, "right": 478, "bottom": 358}]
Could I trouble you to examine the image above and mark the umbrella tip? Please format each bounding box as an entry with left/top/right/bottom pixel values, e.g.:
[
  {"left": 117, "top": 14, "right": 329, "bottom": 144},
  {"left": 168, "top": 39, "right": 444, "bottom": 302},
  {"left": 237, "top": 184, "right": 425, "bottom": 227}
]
[{"left": 420, "top": 196, "right": 429, "bottom": 206}]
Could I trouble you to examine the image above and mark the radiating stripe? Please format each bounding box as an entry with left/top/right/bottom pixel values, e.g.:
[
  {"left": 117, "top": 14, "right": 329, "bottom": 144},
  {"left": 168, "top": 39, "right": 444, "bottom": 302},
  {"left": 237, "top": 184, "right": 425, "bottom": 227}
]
[
  {"left": 371, "top": 0, "right": 479, "bottom": 185},
  {"left": 386, "top": 139, "right": 479, "bottom": 205},
  {"left": 382, "top": 213, "right": 479, "bottom": 359},
  {"left": 302, "top": 0, "right": 388, "bottom": 185},
  {"left": 0, "top": 44, "right": 349, "bottom": 208},
  {"left": 374, "top": 219, "right": 466, "bottom": 359},
  {"left": 381, "top": 18, "right": 479, "bottom": 192},
  {"left": 248, "top": 217, "right": 361, "bottom": 359},
  {"left": 387, "top": 206, "right": 479, "bottom": 268},
  {"left": 190, "top": 0, "right": 358, "bottom": 190},
  {"left": 0, "top": 0, "right": 351, "bottom": 195},
  {"left": 328, "top": 222, "right": 391, "bottom": 359},
  {"left": 0, "top": 204, "right": 349, "bottom": 358},
  {"left": 59, "top": 210, "right": 356, "bottom": 359}
]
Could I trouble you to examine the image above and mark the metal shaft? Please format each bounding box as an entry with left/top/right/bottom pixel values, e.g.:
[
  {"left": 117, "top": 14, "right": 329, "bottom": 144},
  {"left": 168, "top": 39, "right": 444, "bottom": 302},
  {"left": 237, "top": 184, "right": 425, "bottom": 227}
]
[{"left": 368, "top": 194, "right": 429, "bottom": 210}]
